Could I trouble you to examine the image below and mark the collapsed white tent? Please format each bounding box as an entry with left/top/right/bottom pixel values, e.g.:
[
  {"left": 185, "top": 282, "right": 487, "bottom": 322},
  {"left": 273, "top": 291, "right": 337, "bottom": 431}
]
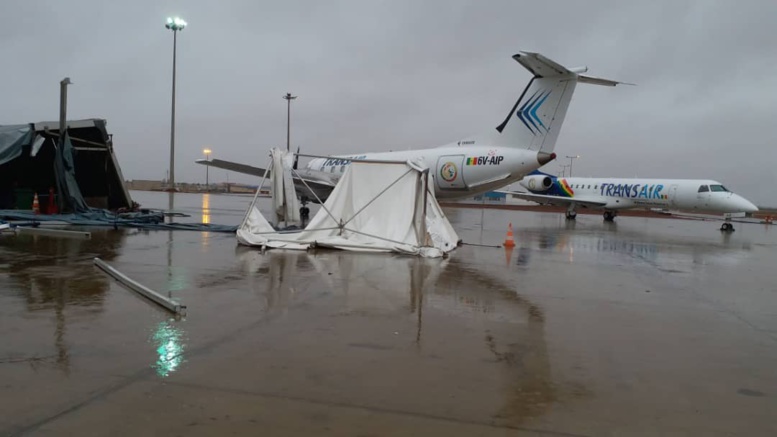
[{"left": 237, "top": 157, "right": 459, "bottom": 258}]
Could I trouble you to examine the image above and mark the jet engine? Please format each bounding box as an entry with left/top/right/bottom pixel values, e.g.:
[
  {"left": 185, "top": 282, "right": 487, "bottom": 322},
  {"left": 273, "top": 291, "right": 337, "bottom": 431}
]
[{"left": 520, "top": 175, "right": 554, "bottom": 192}]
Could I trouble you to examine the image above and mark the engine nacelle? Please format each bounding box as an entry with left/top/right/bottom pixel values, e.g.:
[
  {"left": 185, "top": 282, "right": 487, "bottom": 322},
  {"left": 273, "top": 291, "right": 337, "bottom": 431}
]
[{"left": 520, "top": 175, "right": 554, "bottom": 192}]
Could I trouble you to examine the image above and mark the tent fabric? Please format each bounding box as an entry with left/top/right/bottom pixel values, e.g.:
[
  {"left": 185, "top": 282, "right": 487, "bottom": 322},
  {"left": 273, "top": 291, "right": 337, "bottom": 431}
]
[
  {"left": 270, "top": 148, "right": 300, "bottom": 226},
  {"left": 54, "top": 132, "right": 89, "bottom": 212},
  {"left": 0, "top": 124, "right": 34, "bottom": 166},
  {"left": 237, "top": 159, "right": 459, "bottom": 258}
]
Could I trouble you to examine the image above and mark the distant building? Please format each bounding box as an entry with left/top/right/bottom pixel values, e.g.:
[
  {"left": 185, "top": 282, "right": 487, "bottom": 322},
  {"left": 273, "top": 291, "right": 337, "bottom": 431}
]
[{"left": 125, "top": 179, "right": 164, "bottom": 191}]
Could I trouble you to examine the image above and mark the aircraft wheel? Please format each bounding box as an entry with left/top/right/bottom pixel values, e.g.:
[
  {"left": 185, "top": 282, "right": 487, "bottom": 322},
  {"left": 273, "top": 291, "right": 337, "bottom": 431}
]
[
  {"left": 565, "top": 211, "right": 577, "bottom": 220},
  {"left": 720, "top": 222, "right": 735, "bottom": 232},
  {"left": 603, "top": 211, "right": 616, "bottom": 222}
]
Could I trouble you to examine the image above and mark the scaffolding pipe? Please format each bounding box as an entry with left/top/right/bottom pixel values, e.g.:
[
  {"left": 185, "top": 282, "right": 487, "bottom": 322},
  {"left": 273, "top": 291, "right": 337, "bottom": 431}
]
[
  {"left": 94, "top": 257, "right": 186, "bottom": 315},
  {"left": 16, "top": 227, "right": 91, "bottom": 239}
]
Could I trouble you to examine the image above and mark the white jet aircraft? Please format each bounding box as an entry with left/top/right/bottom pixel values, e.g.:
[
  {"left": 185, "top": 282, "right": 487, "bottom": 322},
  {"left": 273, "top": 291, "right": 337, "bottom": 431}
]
[
  {"left": 197, "top": 51, "right": 627, "bottom": 203},
  {"left": 510, "top": 170, "right": 759, "bottom": 231}
]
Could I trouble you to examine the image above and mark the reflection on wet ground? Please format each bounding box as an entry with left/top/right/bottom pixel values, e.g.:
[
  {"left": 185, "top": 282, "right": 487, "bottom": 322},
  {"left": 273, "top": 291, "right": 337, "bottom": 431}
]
[{"left": 1, "top": 192, "right": 776, "bottom": 435}]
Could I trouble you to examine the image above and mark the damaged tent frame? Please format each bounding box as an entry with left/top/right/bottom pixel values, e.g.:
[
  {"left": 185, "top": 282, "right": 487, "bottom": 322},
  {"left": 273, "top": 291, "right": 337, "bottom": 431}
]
[{"left": 240, "top": 151, "right": 434, "bottom": 250}]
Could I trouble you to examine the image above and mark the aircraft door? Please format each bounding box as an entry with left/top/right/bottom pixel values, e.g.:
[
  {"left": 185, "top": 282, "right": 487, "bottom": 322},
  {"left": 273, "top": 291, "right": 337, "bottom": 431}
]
[
  {"left": 696, "top": 184, "right": 711, "bottom": 209},
  {"left": 436, "top": 155, "right": 467, "bottom": 190},
  {"left": 669, "top": 184, "right": 679, "bottom": 207}
]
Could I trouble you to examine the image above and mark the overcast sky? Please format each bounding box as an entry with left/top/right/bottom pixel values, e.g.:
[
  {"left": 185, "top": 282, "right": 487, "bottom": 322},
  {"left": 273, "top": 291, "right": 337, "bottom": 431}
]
[{"left": 2, "top": 0, "right": 776, "bottom": 204}]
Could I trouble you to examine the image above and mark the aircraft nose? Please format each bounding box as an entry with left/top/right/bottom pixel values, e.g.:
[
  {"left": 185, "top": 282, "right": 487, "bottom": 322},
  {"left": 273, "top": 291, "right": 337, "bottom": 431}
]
[{"left": 733, "top": 194, "right": 758, "bottom": 213}]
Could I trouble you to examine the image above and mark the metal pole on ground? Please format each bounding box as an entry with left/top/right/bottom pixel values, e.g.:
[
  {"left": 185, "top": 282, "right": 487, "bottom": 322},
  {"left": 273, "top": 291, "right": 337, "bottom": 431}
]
[
  {"left": 94, "top": 257, "right": 186, "bottom": 315},
  {"left": 17, "top": 227, "right": 91, "bottom": 239}
]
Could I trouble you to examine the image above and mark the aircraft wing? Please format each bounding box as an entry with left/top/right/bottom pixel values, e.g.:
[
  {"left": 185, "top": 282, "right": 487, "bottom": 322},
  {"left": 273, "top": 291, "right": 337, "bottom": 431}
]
[
  {"left": 195, "top": 157, "right": 337, "bottom": 203},
  {"left": 196, "top": 158, "right": 270, "bottom": 178},
  {"left": 500, "top": 191, "right": 608, "bottom": 209}
]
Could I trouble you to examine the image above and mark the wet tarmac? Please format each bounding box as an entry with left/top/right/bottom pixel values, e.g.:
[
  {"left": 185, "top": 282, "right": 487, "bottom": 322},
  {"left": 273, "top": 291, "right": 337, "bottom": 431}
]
[{"left": 1, "top": 191, "right": 776, "bottom": 436}]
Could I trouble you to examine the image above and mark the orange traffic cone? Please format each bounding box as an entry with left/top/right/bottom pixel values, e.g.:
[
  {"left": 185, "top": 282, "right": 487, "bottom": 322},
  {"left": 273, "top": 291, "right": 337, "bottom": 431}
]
[
  {"left": 503, "top": 223, "right": 515, "bottom": 248},
  {"left": 32, "top": 193, "right": 40, "bottom": 214},
  {"left": 47, "top": 187, "right": 58, "bottom": 215}
]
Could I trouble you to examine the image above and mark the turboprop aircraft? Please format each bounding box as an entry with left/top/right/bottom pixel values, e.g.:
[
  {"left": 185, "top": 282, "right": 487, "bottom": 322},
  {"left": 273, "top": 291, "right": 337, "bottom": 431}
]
[
  {"left": 510, "top": 170, "right": 759, "bottom": 231},
  {"left": 197, "top": 51, "right": 627, "bottom": 203}
]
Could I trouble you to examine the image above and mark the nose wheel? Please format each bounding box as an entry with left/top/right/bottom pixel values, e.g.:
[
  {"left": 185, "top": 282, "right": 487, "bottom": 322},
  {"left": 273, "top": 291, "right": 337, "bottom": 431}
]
[
  {"left": 603, "top": 210, "right": 617, "bottom": 222},
  {"left": 720, "top": 222, "right": 735, "bottom": 232},
  {"left": 565, "top": 209, "right": 577, "bottom": 220}
]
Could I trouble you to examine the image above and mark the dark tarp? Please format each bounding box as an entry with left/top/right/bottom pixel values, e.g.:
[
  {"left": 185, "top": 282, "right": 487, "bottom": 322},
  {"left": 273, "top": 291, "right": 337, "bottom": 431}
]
[
  {"left": 54, "top": 132, "right": 89, "bottom": 212},
  {"left": 1, "top": 119, "right": 133, "bottom": 212},
  {"left": 0, "top": 124, "right": 34, "bottom": 166}
]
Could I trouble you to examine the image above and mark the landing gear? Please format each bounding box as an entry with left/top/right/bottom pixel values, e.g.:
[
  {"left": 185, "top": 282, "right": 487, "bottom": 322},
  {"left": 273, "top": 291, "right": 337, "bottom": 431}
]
[
  {"left": 603, "top": 210, "right": 617, "bottom": 222},
  {"left": 565, "top": 210, "right": 577, "bottom": 220},
  {"left": 299, "top": 197, "right": 311, "bottom": 228},
  {"left": 720, "top": 222, "right": 735, "bottom": 232}
]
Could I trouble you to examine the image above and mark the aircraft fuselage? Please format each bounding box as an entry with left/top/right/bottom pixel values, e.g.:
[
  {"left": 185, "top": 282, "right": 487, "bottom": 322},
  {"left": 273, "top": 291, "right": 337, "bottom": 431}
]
[{"left": 307, "top": 145, "right": 552, "bottom": 200}]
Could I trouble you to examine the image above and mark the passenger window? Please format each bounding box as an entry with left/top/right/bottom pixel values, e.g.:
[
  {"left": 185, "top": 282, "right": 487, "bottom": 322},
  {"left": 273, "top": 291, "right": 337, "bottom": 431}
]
[
  {"left": 587, "top": 185, "right": 591, "bottom": 189},
  {"left": 594, "top": 185, "right": 598, "bottom": 189},
  {"left": 698, "top": 185, "right": 709, "bottom": 193}
]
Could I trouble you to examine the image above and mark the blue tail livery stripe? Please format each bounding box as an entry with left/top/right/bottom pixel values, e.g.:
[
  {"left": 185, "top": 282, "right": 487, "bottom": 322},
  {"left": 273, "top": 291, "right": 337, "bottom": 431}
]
[{"left": 516, "top": 90, "right": 551, "bottom": 135}]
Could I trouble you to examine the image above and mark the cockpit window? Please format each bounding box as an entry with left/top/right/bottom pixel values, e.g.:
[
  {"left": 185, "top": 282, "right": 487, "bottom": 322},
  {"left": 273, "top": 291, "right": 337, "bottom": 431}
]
[
  {"left": 710, "top": 184, "right": 729, "bottom": 192},
  {"left": 698, "top": 185, "right": 709, "bottom": 193}
]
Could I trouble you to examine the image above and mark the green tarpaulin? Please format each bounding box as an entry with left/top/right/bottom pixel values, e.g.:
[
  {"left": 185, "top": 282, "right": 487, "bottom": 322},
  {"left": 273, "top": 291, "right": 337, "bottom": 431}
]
[
  {"left": 54, "top": 132, "right": 89, "bottom": 212},
  {"left": 0, "top": 124, "right": 34, "bottom": 166}
]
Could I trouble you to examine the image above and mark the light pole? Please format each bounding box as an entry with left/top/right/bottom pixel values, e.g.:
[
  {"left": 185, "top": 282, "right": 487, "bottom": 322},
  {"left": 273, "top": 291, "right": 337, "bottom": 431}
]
[
  {"left": 565, "top": 155, "right": 580, "bottom": 177},
  {"left": 165, "top": 16, "right": 187, "bottom": 192},
  {"left": 203, "top": 148, "right": 211, "bottom": 191},
  {"left": 560, "top": 164, "right": 570, "bottom": 177},
  {"left": 282, "top": 92, "right": 297, "bottom": 152}
]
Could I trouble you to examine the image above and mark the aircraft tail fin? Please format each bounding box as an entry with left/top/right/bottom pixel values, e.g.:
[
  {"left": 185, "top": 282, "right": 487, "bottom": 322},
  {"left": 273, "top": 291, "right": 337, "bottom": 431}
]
[{"left": 461, "top": 51, "right": 628, "bottom": 154}]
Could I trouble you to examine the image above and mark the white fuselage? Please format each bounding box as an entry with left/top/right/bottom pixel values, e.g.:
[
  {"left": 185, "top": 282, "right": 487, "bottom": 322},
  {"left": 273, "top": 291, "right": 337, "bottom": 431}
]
[
  {"left": 526, "top": 176, "right": 758, "bottom": 214},
  {"left": 307, "top": 145, "right": 550, "bottom": 200}
]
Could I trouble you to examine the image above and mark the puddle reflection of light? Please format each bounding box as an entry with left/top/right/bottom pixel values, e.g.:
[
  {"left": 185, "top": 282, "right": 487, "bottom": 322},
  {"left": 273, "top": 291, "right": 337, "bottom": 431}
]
[
  {"left": 202, "top": 193, "right": 211, "bottom": 224},
  {"left": 201, "top": 194, "right": 211, "bottom": 249},
  {"left": 151, "top": 320, "right": 186, "bottom": 377},
  {"left": 167, "top": 266, "right": 189, "bottom": 292}
]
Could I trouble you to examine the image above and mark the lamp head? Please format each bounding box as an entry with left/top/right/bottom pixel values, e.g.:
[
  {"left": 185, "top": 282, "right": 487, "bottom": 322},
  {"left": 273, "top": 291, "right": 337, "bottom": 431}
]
[{"left": 165, "top": 17, "right": 187, "bottom": 31}]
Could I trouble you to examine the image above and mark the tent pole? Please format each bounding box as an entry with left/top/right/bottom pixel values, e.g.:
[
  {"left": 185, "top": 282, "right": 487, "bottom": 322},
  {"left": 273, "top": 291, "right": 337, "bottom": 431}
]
[
  {"left": 422, "top": 170, "right": 429, "bottom": 245},
  {"left": 240, "top": 156, "right": 273, "bottom": 229}
]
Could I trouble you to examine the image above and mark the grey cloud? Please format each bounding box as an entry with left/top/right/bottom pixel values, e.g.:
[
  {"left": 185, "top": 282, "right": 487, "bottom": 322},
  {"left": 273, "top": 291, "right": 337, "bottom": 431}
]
[{"left": 1, "top": 0, "right": 775, "bottom": 204}]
